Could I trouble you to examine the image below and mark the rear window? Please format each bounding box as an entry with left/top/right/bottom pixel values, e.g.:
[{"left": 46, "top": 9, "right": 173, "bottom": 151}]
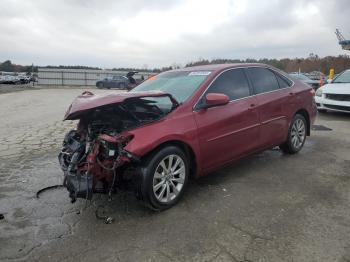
[
  {"left": 247, "top": 67, "right": 280, "bottom": 94},
  {"left": 275, "top": 72, "right": 292, "bottom": 88}
]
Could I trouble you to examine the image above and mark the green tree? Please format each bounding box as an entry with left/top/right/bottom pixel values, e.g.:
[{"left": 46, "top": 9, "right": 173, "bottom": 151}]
[{"left": 0, "top": 60, "right": 14, "bottom": 71}]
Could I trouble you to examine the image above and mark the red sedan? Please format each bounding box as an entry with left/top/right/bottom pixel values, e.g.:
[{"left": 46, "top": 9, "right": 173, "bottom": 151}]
[{"left": 60, "top": 63, "right": 317, "bottom": 210}]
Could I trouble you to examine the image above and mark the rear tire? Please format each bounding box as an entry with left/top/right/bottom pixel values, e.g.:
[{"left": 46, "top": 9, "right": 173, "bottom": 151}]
[
  {"left": 280, "top": 114, "right": 307, "bottom": 154},
  {"left": 136, "top": 146, "right": 189, "bottom": 211}
]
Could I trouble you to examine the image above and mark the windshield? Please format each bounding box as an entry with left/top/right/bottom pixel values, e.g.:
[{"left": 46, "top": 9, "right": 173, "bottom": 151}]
[
  {"left": 332, "top": 70, "right": 350, "bottom": 83},
  {"left": 132, "top": 70, "right": 212, "bottom": 103},
  {"left": 123, "top": 96, "right": 174, "bottom": 118}
]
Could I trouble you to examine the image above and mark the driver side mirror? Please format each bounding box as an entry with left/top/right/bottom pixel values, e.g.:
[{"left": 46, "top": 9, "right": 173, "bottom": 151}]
[{"left": 202, "top": 93, "right": 230, "bottom": 109}]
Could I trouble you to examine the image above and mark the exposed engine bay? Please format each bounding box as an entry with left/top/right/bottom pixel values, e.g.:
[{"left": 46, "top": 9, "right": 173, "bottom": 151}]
[{"left": 59, "top": 92, "right": 177, "bottom": 203}]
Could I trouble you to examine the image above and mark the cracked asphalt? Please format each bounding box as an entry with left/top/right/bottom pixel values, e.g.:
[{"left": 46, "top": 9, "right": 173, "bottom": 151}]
[{"left": 1, "top": 88, "right": 350, "bottom": 262}]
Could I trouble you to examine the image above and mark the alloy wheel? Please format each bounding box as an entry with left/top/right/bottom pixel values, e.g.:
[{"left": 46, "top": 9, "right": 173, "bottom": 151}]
[
  {"left": 291, "top": 118, "right": 306, "bottom": 149},
  {"left": 152, "top": 154, "right": 186, "bottom": 203}
]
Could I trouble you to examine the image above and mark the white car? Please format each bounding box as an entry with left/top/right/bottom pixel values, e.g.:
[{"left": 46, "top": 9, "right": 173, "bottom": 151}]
[{"left": 315, "top": 69, "right": 350, "bottom": 113}]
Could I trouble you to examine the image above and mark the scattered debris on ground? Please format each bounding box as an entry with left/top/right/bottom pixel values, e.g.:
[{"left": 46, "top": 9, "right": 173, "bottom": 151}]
[
  {"left": 311, "top": 125, "right": 333, "bottom": 131},
  {"left": 36, "top": 185, "right": 65, "bottom": 199}
]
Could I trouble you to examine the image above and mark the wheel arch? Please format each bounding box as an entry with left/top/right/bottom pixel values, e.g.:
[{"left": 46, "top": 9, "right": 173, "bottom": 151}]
[
  {"left": 141, "top": 140, "right": 198, "bottom": 178},
  {"left": 294, "top": 109, "right": 310, "bottom": 136}
]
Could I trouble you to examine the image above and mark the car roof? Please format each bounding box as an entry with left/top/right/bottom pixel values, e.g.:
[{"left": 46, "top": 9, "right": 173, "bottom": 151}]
[{"left": 175, "top": 63, "right": 270, "bottom": 73}]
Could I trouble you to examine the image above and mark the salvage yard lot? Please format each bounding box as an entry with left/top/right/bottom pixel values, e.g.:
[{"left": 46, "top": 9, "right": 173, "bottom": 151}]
[
  {"left": 0, "top": 88, "right": 350, "bottom": 262},
  {"left": 0, "top": 83, "right": 35, "bottom": 94}
]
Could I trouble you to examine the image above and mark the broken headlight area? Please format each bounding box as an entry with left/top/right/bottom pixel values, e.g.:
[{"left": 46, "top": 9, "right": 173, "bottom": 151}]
[
  {"left": 58, "top": 126, "right": 137, "bottom": 203},
  {"left": 59, "top": 92, "right": 175, "bottom": 203}
]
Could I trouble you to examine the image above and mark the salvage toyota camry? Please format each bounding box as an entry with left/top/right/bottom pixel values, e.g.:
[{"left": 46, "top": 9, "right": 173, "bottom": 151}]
[{"left": 59, "top": 64, "right": 317, "bottom": 210}]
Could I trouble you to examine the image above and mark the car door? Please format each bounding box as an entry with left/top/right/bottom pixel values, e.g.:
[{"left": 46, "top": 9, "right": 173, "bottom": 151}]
[
  {"left": 245, "top": 67, "right": 289, "bottom": 148},
  {"left": 193, "top": 68, "right": 260, "bottom": 171}
]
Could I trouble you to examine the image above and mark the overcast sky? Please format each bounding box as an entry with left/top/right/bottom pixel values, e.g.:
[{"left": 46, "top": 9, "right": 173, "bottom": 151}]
[{"left": 1, "top": 0, "right": 349, "bottom": 68}]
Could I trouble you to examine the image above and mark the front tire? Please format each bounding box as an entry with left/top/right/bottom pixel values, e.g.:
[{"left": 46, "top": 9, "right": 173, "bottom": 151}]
[
  {"left": 280, "top": 114, "right": 307, "bottom": 154},
  {"left": 97, "top": 82, "right": 104, "bottom": 89},
  {"left": 137, "top": 146, "right": 189, "bottom": 211}
]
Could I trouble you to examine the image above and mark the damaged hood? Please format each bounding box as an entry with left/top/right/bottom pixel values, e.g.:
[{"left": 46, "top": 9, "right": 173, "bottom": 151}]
[{"left": 64, "top": 90, "right": 179, "bottom": 120}]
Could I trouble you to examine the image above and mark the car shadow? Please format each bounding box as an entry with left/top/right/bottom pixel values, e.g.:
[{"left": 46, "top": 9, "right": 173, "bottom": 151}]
[
  {"left": 89, "top": 148, "right": 290, "bottom": 218},
  {"left": 190, "top": 148, "right": 285, "bottom": 187},
  {"left": 74, "top": 147, "right": 303, "bottom": 220}
]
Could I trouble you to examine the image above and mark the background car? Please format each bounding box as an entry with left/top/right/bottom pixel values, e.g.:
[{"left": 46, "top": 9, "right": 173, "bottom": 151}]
[
  {"left": 315, "top": 69, "right": 350, "bottom": 113},
  {"left": 17, "top": 74, "right": 31, "bottom": 84},
  {"left": 96, "top": 75, "right": 129, "bottom": 89},
  {"left": 305, "top": 71, "right": 328, "bottom": 83},
  {"left": 289, "top": 73, "right": 320, "bottom": 89},
  {"left": 95, "top": 71, "right": 138, "bottom": 90},
  {"left": 1, "top": 74, "right": 20, "bottom": 84}
]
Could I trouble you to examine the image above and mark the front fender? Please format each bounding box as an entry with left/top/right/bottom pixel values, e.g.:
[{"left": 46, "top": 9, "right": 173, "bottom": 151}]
[{"left": 123, "top": 112, "right": 202, "bottom": 172}]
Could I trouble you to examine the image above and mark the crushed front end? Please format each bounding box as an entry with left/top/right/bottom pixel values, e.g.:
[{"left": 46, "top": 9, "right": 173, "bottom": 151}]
[
  {"left": 59, "top": 129, "right": 135, "bottom": 203},
  {"left": 58, "top": 91, "right": 177, "bottom": 203}
]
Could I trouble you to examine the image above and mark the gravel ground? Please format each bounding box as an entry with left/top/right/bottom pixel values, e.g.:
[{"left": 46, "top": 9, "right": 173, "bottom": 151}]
[
  {"left": 0, "top": 83, "right": 36, "bottom": 94},
  {"left": 0, "top": 88, "right": 350, "bottom": 262}
]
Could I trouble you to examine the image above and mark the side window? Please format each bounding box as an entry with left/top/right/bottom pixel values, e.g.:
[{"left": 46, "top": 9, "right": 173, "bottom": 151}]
[
  {"left": 274, "top": 72, "right": 292, "bottom": 88},
  {"left": 247, "top": 67, "right": 280, "bottom": 94},
  {"left": 206, "top": 69, "right": 250, "bottom": 100}
]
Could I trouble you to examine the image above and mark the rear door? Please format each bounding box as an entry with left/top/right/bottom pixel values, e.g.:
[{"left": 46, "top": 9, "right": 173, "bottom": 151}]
[
  {"left": 194, "top": 68, "right": 260, "bottom": 171},
  {"left": 246, "top": 67, "right": 289, "bottom": 148}
]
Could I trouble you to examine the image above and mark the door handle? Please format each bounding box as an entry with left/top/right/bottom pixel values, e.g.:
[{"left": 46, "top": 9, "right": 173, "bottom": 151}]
[
  {"left": 248, "top": 103, "right": 256, "bottom": 110},
  {"left": 289, "top": 92, "right": 294, "bottom": 96}
]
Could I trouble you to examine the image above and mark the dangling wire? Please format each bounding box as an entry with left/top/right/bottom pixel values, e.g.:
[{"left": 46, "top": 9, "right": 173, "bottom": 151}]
[{"left": 108, "top": 168, "right": 117, "bottom": 201}]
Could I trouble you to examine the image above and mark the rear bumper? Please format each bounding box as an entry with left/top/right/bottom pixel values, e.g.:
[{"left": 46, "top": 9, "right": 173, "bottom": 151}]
[{"left": 315, "top": 96, "right": 350, "bottom": 113}]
